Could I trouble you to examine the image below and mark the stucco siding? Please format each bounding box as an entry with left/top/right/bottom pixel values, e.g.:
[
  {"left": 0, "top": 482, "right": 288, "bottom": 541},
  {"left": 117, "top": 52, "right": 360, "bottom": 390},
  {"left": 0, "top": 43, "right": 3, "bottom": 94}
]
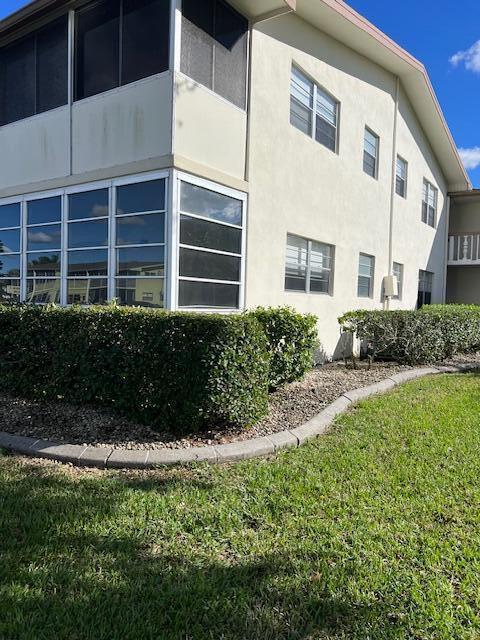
[
  {"left": 72, "top": 74, "right": 172, "bottom": 176},
  {"left": 244, "top": 14, "right": 448, "bottom": 357},
  {"left": 0, "top": 107, "right": 70, "bottom": 191},
  {"left": 173, "top": 73, "right": 247, "bottom": 182}
]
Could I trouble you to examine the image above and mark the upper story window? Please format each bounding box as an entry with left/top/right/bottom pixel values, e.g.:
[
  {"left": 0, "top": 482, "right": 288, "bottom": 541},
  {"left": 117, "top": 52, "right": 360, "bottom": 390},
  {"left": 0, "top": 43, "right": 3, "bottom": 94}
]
[
  {"left": 285, "top": 234, "right": 334, "bottom": 294},
  {"left": 181, "top": 0, "right": 248, "bottom": 110},
  {"left": 363, "top": 128, "right": 379, "bottom": 178},
  {"left": 0, "top": 16, "right": 68, "bottom": 126},
  {"left": 75, "top": 0, "right": 170, "bottom": 101},
  {"left": 357, "top": 253, "right": 375, "bottom": 298},
  {"left": 395, "top": 156, "right": 408, "bottom": 198},
  {"left": 290, "top": 66, "right": 339, "bottom": 153},
  {"left": 422, "top": 180, "right": 437, "bottom": 228}
]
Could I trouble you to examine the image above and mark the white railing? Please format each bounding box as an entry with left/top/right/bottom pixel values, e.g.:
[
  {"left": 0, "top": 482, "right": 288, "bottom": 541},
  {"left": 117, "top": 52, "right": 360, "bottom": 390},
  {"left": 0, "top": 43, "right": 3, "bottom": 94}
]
[{"left": 448, "top": 234, "right": 480, "bottom": 265}]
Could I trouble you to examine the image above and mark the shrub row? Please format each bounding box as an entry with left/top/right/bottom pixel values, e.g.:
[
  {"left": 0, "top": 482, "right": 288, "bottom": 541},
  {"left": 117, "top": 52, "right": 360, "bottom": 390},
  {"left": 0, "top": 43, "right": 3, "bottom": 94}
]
[
  {"left": 249, "top": 307, "right": 318, "bottom": 390},
  {"left": 0, "top": 304, "right": 318, "bottom": 433},
  {"left": 338, "top": 305, "right": 480, "bottom": 365}
]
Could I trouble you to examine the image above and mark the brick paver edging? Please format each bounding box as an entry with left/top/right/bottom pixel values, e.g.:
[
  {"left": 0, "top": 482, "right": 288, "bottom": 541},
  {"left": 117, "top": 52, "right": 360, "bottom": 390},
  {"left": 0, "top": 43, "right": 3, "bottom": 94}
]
[{"left": 0, "top": 363, "right": 477, "bottom": 469}]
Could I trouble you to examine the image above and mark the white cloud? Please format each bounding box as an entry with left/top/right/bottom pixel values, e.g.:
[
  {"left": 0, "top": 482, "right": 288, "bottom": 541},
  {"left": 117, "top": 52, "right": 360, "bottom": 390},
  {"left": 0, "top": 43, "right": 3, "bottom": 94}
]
[
  {"left": 450, "top": 40, "right": 480, "bottom": 72},
  {"left": 459, "top": 147, "right": 480, "bottom": 170}
]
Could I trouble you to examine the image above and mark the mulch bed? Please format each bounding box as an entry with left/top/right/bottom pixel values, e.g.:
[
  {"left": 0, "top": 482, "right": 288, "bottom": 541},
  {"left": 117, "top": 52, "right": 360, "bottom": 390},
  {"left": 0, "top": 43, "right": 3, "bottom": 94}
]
[{"left": 1, "top": 354, "right": 479, "bottom": 451}]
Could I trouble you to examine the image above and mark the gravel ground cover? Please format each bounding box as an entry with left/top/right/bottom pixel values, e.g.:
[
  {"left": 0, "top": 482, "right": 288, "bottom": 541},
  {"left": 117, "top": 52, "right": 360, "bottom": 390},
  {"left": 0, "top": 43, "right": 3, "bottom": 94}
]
[{"left": 1, "top": 354, "right": 479, "bottom": 450}]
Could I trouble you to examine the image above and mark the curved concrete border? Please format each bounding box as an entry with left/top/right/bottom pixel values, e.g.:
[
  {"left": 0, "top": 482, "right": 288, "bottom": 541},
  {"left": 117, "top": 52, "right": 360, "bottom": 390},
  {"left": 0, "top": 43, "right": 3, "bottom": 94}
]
[{"left": 0, "top": 363, "right": 477, "bottom": 469}]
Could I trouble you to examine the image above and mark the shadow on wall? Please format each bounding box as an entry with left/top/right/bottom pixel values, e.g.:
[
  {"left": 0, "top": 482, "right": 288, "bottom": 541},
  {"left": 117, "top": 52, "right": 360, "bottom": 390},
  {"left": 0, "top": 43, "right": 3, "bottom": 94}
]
[{"left": 0, "top": 459, "right": 411, "bottom": 639}]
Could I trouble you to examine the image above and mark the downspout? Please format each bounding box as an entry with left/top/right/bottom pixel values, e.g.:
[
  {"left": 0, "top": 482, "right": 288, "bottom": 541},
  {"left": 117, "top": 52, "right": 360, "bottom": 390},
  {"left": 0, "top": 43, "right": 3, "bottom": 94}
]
[{"left": 385, "top": 76, "right": 400, "bottom": 310}]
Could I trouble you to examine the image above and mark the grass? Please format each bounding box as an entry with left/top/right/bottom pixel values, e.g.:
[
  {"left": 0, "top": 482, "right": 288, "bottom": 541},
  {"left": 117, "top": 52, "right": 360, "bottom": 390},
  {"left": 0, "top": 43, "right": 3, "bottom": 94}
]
[{"left": 2, "top": 374, "right": 480, "bottom": 639}]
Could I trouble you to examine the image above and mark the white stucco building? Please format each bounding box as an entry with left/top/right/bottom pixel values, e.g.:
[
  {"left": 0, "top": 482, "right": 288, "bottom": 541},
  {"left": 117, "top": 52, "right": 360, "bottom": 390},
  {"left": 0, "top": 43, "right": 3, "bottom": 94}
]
[{"left": 0, "top": 0, "right": 472, "bottom": 357}]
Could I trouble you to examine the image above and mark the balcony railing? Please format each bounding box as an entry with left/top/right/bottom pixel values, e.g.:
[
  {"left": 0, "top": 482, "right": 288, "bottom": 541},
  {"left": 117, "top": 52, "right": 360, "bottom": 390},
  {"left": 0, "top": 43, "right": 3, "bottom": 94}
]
[{"left": 448, "top": 234, "right": 480, "bottom": 265}]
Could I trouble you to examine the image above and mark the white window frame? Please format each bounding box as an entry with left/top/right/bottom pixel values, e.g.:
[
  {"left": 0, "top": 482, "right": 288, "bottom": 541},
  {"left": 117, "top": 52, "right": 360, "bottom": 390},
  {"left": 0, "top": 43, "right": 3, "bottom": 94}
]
[
  {"left": 392, "top": 261, "right": 403, "bottom": 300},
  {"left": 363, "top": 127, "right": 379, "bottom": 179},
  {"left": 290, "top": 65, "right": 340, "bottom": 154},
  {"left": 174, "top": 171, "right": 247, "bottom": 312},
  {"left": 357, "top": 252, "right": 375, "bottom": 298},
  {"left": 0, "top": 170, "right": 170, "bottom": 306},
  {"left": 285, "top": 233, "right": 335, "bottom": 295},
  {"left": 422, "top": 179, "right": 437, "bottom": 228},
  {"left": 395, "top": 155, "right": 408, "bottom": 198},
  {"left": 0, "top": 200, "right": 22, "bottom": 301}
]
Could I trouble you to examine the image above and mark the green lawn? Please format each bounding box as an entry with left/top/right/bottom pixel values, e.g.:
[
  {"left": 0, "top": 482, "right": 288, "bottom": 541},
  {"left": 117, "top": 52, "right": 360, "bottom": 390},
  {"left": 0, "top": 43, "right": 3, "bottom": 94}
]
[{"left": 2, "top": 374, "right": 480, "bottom": 640}]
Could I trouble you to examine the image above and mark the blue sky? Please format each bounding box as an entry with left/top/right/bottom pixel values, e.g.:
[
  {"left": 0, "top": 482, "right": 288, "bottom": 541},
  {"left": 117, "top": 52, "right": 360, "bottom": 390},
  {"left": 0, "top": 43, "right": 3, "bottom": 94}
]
[{"left": 1, "top": 0, "right": 480, "bottom": 185}]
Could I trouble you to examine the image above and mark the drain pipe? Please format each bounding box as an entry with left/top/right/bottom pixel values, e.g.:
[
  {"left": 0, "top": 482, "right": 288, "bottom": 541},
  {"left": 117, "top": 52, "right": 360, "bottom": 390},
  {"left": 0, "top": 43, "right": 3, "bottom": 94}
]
[{"left": 385, "top": 76, "right": 400, "bottom": 310}]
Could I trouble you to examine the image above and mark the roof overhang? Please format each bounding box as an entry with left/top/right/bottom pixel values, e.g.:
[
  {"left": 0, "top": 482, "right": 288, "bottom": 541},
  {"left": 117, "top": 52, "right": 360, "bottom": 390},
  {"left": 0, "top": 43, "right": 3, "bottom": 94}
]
[{"left": 0, "top": 0, "right": 470, "bottom": 191}]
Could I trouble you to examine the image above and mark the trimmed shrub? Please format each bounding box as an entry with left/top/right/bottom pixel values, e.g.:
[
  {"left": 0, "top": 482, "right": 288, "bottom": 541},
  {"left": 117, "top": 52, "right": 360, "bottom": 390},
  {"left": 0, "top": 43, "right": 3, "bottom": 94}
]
[
  {"left": 0, "top": 304, "right": 270, "bottom": 433},
  {"left": 338, "top": 305, "right": 480, "bottom": 365},
  {"left": 249, "top": 307, "right": 318, "bottom": 389}
]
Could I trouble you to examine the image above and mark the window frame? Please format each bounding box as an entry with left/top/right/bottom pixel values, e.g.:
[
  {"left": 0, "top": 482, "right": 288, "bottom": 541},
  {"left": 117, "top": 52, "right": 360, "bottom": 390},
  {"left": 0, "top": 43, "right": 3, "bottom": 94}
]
[
  {"left": 395, "top": 155, "right": 408, "bottom": 198},
  {"left": 357, "top": 252, "right": 375, "bottom": 298},
  {"left": 0, "top": 201, "right": 22, "bottom": 302},
  {"left": 363, "top": 126, "right": 379, "bottom": 179},
  {"left": 290, "top": 65, "right": 340, "bottom": 154},
  {"left": 392, "top": 261, "right": 403, "bottom": 300},
  {"left": 285, "top": 232, "right": 335, "bottom": 296},
  {"left": 175, "top": 171, "right": 247, "bottom": 312},
  {"left": 422, "top": 179, "right": 438, "bottom": 228},
  {"left": 418, "top": 269, "right": 433, "bottom": 308}
]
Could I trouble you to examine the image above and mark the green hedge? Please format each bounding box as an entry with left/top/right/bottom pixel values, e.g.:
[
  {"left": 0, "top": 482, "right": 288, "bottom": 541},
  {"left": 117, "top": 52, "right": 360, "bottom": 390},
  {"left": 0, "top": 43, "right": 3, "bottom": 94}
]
[
  {"left": 338, "top": 305, "right": 480, "bottom": 365},
  {"left": 248, "top": 307, "right": 318, "bottom": 389},
  {"left": 0, "top": 304, "right": 270, "bottom": 433}
]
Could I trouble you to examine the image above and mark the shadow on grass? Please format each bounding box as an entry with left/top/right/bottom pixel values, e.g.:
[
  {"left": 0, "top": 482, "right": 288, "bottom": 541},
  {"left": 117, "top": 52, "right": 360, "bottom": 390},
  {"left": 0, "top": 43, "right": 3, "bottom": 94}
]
[{"left": 0, "top": 460, "right": 410, "bottom": 640}]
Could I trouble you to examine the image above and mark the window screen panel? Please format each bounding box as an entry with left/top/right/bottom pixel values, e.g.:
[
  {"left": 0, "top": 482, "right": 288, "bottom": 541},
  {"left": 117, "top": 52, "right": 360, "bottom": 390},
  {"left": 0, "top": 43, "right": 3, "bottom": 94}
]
[
  {"left": 363, "top": 151, "right": 376, "bottom": 178},
  {"left": 116, "top": 278, "right": 164, "bottom": 307},
  {"left": 180, "top": 215, "right": 242, "bottom": 254},
  {"left": 67, "top": 278, "right": 108, "bottom": 305},
  {"left": 0, "top": 254, "right": 20, "bottom": 278},
  {"left": 213, "top": 0, "right": 248, "bottom": 108},
  {"left": 27, "top": 197, "right": 62, "bottom": 225},
  {"left": 180, "top": 181, "right": 242, "bottom": 225},
  {"left": 36, "top": 16, "right": 68, "bottom": 114},
  {"left": 316, "top": 116, "right": 336, "bottom": 151},
  {"left": 69, "top": 189, "right": 109, "bottom": 220},
  {"left": 117, "top": 246, "right": 165, "bottom": 276},
  {"left": 122, "top": 0, "right": 170, "bottom": 85},
  {"left": 0, "top": 35, "right": 35, "bottom": 126},
  {"left": 75, "top": 0, "right": 120, "bottom": 100},
  {"left": 0, "top": 279, "right": 20, "bottom": 303},
  {"left": 181, "top": 0, "right": 214, "bottom": 89},
  {"left": 26, "top": 279, "right": 61, "bottom": 304},
  {"left": 116, "top": 179, "right": 166, "bottom": 215},
  {"left": 179, "top": 280, "right": 239, "bottom": 308},
  {"left": 27, "top": 252, "right": 61, "bottom": 276},
  {"left": 68, "top": 249, "right": 108, "bottom": 276},
  {"left": 290, "top": 68, "right": 313, "bottom": 135},
  {"left": 0, "top": 229, "right": 21, "bottom": 254},
  {"left": 27, "top": 225, "right": 62, "bottom": 251},
  {"left": 0, "top": 204, "right": 21, "bottom": 228},
  {"left": 179, "top": 247, "right": 240, "bottom": 281}
]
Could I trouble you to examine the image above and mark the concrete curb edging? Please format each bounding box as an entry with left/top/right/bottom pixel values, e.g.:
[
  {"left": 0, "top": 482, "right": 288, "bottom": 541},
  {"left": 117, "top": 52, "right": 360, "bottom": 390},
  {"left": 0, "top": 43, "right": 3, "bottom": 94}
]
[{"left": 0, "top": 363, "right": 478, "bottom": 470}]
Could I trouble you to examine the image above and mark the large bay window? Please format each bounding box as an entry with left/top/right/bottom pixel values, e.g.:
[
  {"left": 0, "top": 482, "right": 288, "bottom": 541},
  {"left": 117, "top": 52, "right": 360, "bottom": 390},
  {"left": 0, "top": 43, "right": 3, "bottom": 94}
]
[{"left": 0, "top": 172, "right": 246, "bottom": 311}]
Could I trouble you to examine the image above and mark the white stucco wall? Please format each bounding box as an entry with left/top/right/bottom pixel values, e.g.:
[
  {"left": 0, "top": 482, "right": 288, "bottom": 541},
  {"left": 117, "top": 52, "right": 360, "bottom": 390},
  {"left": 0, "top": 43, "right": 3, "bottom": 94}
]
[
  {"left": 73, "top": 74, "right": 172, "bottom": 175},
  {"left": 173, "top": 72, "right": 247, "bottom": 183},
  {"left": 244, "top": 14, "right": 448, "bottom": 357},
  {"left": 0, "top": 106, "right": 70, "bottom": 191}
]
